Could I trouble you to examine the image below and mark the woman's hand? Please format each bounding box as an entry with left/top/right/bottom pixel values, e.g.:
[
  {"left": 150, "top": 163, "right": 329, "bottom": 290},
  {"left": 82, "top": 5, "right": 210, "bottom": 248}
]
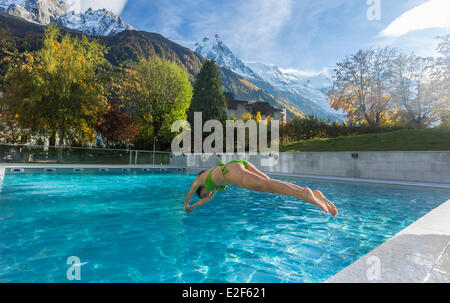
[
  {"left": 208, "top": 190, "right": 218, "bottom": 198},
  {"left": 185, "top": 191, "right": 216, "bottom": 214},
  {"left": 185, "top": 205, "right": 193, "bottom": 214}
]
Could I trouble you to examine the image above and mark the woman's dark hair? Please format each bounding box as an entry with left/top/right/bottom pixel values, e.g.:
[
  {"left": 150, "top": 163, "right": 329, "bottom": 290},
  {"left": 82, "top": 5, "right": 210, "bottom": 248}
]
[{"left": 196, "top": 170, "right": 207, "bottom": 198}]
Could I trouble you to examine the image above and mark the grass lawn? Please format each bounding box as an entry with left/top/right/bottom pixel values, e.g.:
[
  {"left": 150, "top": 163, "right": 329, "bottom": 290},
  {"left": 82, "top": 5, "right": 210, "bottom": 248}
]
[{"left": 280, "top": 127, "right": 450, "bottom": 152}]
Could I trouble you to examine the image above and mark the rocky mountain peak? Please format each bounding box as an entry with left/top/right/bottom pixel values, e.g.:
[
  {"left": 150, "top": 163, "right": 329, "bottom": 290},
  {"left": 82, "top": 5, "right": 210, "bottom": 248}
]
[
  {"left": 194, "top": 34, "right": 261, "bottom": 79},
  {"left": 59, "top": 6, "right": 133, "bottom": 36},
  {"left": 0, "top": 0, "right": 132, "bottom": 36},
  {"left": 191, "top": 35, "right": 343, "bottom": 120}
]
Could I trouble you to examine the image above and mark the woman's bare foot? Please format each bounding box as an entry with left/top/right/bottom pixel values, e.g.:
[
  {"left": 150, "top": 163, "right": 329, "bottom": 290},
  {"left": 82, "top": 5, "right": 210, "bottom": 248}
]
[
  {"left": 282, "top": 181, "right": 336, "bottom": 216},
  {"left": 314, "top": 190, "right": 338, "bottom": 216},
  {"left": 303, "top": 188, "right": 330, "bottom": 214}
]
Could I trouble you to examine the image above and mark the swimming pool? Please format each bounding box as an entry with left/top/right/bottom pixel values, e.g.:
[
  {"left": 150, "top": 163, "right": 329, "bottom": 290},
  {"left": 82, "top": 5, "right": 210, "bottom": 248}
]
[{"left": 0, "top": 171, "right": 449, "bottom": 282}]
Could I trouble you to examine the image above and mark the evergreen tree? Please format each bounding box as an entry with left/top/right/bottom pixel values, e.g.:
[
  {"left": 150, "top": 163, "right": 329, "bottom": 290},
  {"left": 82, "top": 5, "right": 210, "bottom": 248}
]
[{"left": 187, "top": 60, "right": 227, "bottom": 125}]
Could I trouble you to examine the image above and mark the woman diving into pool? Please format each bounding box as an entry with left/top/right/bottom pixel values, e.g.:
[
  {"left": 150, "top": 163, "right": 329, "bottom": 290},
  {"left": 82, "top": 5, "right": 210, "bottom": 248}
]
[{"left": 184, "top": 160, "right": 338, "bottom": 216}]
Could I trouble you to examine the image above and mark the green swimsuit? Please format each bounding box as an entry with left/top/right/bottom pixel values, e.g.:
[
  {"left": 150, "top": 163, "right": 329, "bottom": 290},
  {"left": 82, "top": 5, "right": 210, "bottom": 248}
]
[{"left": 204, "top": 160, "right": 250, "bottom": 192}]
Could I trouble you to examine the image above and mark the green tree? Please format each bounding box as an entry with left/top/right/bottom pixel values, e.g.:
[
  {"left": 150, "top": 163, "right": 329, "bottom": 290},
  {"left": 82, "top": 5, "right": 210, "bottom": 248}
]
[
  {"left": 0, "top": 27, "right": 17, "bottom": 90},
  {"left": 187, "top": 60, "right": 228, "bottom": 125},
  {"left": 119, "top": 57, "right": 193, "bottom": 150},
  {"left": 0, "top": 27, "right": 23, "bottom": 143},
  {"left": 1, "top": 26, "right": 109, "bottom": 146}
]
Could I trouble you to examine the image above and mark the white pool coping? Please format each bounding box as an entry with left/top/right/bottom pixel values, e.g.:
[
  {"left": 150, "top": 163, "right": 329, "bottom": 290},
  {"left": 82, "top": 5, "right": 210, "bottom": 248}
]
[
  {"left": 327, "top": 198, "right": 450, "bottom": 283},
  {"left": 0, "top": 164, "right": 187, "bottom": 172},
  {"left": 0, "top": 164, "right": 186, "bottom": 169}
]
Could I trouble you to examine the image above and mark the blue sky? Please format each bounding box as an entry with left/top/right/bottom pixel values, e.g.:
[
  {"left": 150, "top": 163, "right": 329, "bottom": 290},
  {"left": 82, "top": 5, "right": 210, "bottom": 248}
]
[{"left": 89, "top": 0, "right": 450, "bottom": 74}]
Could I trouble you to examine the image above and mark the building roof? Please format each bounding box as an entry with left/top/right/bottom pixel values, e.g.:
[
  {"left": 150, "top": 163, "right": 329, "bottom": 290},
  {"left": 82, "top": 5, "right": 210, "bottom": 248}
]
[
  {"left": 250, "top": 102, "right": 283, "bottom": 115},
  {"left": 227, "top": 99, "right": 248, "bottom": 110},
  {"left": 224, "top": 93, "right": 284, "bottom": 117},
  {"left": 223, "top": 92, "right": 234, "bottom": 101},
  {"left": 224, "top": 92, "right": 248, "bottom": 110}
]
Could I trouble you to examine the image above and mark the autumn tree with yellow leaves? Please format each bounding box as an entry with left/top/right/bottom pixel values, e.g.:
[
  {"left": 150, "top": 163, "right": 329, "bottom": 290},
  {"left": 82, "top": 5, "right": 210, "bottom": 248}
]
[
  {"left": 329, "top": 45, "right": 448, "bottom": 128},
  {"left": 0, "top": 27, "right": 24, "bottom": 143},
  {"left": 329, "top": 48, "right": 396, "bottom": 127},
  {"left": 0, "top": 26, "right": 109, "bottom": 146}
]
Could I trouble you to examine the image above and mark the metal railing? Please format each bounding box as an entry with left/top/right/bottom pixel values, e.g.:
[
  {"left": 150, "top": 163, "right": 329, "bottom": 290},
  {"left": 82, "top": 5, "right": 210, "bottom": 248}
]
[{"left": 0, "top": 144, "right": 172, "bottom": 165}]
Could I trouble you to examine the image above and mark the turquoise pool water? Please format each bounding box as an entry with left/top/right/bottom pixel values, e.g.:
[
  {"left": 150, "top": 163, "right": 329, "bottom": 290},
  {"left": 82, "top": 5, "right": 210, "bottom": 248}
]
[{"left": 0, "top": 171, "right": 449, "bottom": 283}]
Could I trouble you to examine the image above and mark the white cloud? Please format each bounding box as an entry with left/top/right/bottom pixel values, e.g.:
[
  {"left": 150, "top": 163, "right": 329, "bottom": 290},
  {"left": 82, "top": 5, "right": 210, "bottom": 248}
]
[
  {"left": 230, "top": 0, "right": 293, "bottom": 48},
  {"left": 64, "top": 0, "right": 128, "bottom": 15},
  {"left": 374, "top": 28, "right": 446, "bottom": 58},
  {"left": 279, "top": 67, "right": 331, "bottom": 78},
  {"left": 183, "top": 0, "right": 294, "bottom": 62},
  {"left": 142, "top": 0, "right": 351, "bottom": 69},
  {"left": 380, "top": 0, "right": 450, "bottom": 37}
]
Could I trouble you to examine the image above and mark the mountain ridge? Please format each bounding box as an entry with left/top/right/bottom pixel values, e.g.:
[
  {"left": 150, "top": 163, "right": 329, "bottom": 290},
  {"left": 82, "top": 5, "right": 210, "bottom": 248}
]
[
  {"left": 0, "top": 0, "right": 132, "bottom": 36},
  {"left": 0, "top": 13, "right": 303, "bottom": 117},
  {"left": 0, "top": 1, "right": 342, "bottom": 120},
  {"left": 193, "top": 35, "right": 344, "bottom": 121},
  {"left": 59, "top": 8, "right": 133, "bottom": 36}
]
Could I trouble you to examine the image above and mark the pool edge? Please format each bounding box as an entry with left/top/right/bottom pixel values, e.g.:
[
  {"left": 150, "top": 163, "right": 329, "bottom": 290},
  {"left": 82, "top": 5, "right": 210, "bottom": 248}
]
[
  {"left": 1, "top": 164, "right": 449, "bottom": 189},
  {"left": 266, "top": 172, "right": 450, "bottom": 189},
  {"left": 326, "top": 198, "right": 450, "bottom": 283}
]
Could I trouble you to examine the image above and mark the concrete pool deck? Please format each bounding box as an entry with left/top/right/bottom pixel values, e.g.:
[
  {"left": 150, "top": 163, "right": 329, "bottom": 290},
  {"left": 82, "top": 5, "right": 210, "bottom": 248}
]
[
  {"left": 1, "top": 163, "right": 449, "bottom": 283},
  {"left": 327, "top": 198, "right": 450, "bottom": 283}
]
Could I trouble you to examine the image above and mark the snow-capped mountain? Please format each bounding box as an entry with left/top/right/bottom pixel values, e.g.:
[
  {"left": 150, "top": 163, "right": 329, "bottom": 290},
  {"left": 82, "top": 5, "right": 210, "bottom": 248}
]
[
  {"left": 247, "top": 62, "right": 332, "bottom": 90},
  {"left": 60, "top": 8, "right": 132, "bottom": 36},
  {"left": 246, "top": 63, "right": 342, "bottom": 117},
  {"left": 194, "top": 35, "right": 262, "bottom": 80},
  {"left": 0, "top": 0, "right": 66, "bottom": 24},
  {"left": 0, "top": 0, "right": 132, "bottom": 36},
  {"left": 192, "top": 35, "right": 344, "bottom": 120}
]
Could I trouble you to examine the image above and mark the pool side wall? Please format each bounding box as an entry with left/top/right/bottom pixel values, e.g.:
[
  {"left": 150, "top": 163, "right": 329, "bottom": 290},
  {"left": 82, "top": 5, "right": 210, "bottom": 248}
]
[{"left": 171, "top": 151, "right": 450, "bottom": 185}]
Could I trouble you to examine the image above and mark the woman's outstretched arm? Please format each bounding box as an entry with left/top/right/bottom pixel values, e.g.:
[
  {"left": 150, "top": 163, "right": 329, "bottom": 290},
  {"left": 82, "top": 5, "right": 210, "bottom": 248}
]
[
  {"left": 184, "top": 180, "right": 200, "bottom": 210},
  {"left": 187, "top": 191, "right": 217, "bottom": 214}
]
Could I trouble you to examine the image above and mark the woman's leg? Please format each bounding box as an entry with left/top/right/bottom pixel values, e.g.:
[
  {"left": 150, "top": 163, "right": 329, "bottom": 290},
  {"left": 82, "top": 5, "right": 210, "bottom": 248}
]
[
  {"left": 224, "top": 165, "right": 331, "bottom": 214},
  {"left": 247, "top": 163, "right": 270, "bottom": 180},
  {"left": 246, "top": 163, "right": 337, "bottom": 216}
]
